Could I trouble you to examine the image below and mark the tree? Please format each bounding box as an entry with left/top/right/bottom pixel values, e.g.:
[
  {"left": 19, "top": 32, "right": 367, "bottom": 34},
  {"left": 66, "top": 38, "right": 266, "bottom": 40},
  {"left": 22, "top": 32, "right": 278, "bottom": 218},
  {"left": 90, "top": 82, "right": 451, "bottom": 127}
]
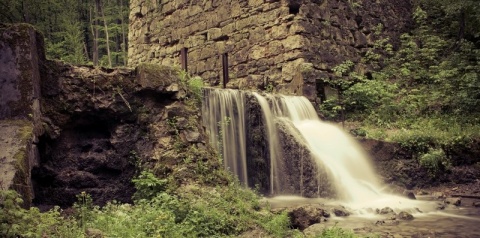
[{"left": 0, "top": 0, "right": 129, "bottom": 67}]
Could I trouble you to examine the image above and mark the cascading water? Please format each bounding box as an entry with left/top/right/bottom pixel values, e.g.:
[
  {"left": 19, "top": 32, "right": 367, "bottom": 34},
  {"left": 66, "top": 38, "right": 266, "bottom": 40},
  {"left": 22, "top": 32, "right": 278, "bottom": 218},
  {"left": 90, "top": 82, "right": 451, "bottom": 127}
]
[
  {"left": 203, "top": 88, "right": 480, "bottom": 236},
  {"left": 202, "top": 88, "right": 248, "bottom": 186},
  {"left": 252, "top": 92, "right": 283, "bottom": 194},
  {"left": 203, "top": 88, "right": 427, "bottom": 210}
]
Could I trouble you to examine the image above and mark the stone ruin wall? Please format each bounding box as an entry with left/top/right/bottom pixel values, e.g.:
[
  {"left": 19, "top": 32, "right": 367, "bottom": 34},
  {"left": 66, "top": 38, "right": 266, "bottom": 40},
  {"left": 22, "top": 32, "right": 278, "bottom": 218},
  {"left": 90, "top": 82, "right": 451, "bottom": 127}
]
[{"left": 129, "top": 0, "right": 412, "bottom": 101}]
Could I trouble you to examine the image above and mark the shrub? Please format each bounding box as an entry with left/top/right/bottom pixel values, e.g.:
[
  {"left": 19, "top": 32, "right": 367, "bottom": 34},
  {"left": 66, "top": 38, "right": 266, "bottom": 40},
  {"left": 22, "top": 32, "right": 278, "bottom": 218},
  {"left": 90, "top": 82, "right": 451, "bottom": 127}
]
[
  {"left": 419, "top": 148, "right": 450, "bottom": 177},
  {"left": 0, "top": 190, "right": 83, "bottom": 238}
]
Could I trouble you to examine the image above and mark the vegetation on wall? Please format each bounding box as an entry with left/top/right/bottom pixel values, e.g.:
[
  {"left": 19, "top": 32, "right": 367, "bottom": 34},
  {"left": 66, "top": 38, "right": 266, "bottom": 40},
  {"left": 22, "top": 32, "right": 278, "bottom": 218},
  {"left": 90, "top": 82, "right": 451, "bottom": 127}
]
[
  {"left": 0, "top": 0, "right": 129, "bottom": 66},
  {"left": 319, "top": 0, "right": 479, "bottom": 176}
]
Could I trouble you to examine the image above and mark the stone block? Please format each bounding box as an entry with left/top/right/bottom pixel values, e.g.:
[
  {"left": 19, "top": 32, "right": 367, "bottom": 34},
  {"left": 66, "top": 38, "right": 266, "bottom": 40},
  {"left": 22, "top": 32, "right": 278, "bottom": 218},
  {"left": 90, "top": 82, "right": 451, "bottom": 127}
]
[
  {"left": 250, "top": 45, "right": 266, "bottom": 60},
  {"left": 208, "top": 28, "right": 224, "bottom": 41},
  {"left": 248, "top": 0, "right": 263, "bottom": 7},
  {"left": 236, "top": 17, "right": 255, "bottom": 31},
  {"left": 270, "top": 24, "right": 289, "bottom": 40}
]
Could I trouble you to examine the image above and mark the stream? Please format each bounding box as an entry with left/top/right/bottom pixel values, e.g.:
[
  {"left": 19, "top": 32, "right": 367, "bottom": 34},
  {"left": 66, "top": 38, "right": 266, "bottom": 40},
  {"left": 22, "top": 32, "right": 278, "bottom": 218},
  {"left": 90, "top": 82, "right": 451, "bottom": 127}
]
[{"left": 267, "top": 195, "right": 480, "bottom": 237}]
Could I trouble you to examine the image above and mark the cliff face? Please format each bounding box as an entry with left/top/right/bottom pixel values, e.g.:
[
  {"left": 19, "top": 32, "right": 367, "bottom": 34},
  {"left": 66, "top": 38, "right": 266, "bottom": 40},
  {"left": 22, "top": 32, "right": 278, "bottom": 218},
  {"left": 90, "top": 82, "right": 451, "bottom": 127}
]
[
  {"left": 0, "top": 24, "right": 45, "bottom": 207},
  {"left": 128, "top": 0, "right": 411, "bottom": 101},
  {"left": 34, "top": 62, "right": 214, "bottom": 208}
]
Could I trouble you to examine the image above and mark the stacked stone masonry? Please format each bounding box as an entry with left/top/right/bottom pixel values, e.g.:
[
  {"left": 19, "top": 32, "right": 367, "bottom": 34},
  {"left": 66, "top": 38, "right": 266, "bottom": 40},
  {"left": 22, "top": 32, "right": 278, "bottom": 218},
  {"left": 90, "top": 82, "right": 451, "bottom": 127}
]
[{"left": 128, "top": 0, "right": 411, "bottom": 101}]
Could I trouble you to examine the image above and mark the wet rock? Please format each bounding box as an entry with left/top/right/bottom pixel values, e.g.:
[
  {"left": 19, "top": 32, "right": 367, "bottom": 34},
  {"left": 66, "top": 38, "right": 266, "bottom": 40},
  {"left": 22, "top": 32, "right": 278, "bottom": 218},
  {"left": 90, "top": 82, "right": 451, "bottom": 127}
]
[
  {"left": 418, "top": 190, "right": 429, "bottom": 195},
  {"left": 472, "top": 201, "right": 480, "bottom": 207},
  {"left": 332, "top": 206, "right": 350, "bottom": 217},
  {"left": 397, "top": 211, "right": 414, "bottom": 220},
  {"left": 377, "top": 207, "right": 395, "bottom": 215},
  {"left": 287, "top": 205, "right": 326, "bottom": 230},
  {"left": 322, "top": 210, "right": 331, "bottom": 218},
  {"left": 436, "top": 203, "right": 446, "bottom": 210},
  {"left": 445, "top": 197, "right": 461, "bottom": 206},
  {"left": 432, "top": 192, "right": 446, "bottom": 199},
  {"left": 403, "top": 190, "right": 416, "bottom": 200},
  {"left": 375, "top": 220, "right": 400, "bottom": 226}
]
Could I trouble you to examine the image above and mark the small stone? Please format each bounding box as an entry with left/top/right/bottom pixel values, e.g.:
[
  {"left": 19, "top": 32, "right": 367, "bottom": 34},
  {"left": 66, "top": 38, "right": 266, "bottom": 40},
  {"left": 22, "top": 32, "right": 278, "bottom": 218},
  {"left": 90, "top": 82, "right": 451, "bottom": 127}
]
[
  {"left": 445, "top": 197, "right": 461, "bottom": 206},
  {"left": 176, "top": 117, "right": 188, "bottom": 129},
  {"left": 332, "top": 207, "right": 350, "bottom": 217},
  {"left": 432, "top": 192, "right": 446, "bottom": 199},
  {"left": 403, "top": 190, "right": 416, "bottom": 200},
  {"left": 165, "top": 83, "right": 179, "bottom": 92},
  {"left": 436, "top": 203, "right": 446, "bottom": 210},
  {"left": 322, "top": 210, "right": 331, "bottom": 218},
  {"left": 185, "top": 131, "right": 200, "bottom": 142},
  {"left": 397, "top": 211, "right": 414, "bottom": 221},
  {"left": 378, "top": 207, "right": 395, "bottom": 215}
]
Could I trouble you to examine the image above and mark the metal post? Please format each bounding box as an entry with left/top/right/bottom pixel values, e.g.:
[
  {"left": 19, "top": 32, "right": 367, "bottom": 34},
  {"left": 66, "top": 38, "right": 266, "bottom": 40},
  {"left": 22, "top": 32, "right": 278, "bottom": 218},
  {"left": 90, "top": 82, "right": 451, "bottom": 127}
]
[
  {"left": 222, "top": 53, "right": 229, "bottom": 88},
  {"left": 180, "top": 47, "right": 188, "bottom": 72}
]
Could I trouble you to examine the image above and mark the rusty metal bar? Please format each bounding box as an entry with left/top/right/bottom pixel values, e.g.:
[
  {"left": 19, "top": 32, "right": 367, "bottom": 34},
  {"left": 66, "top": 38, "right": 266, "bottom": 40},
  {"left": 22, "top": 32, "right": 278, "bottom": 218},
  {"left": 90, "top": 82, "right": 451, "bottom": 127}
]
[
  {"left": 180, "top": 47, "right": 188, "bottom": 72},
  {"left": 222, "top": 53, "right": 229, "bottom": 88}
]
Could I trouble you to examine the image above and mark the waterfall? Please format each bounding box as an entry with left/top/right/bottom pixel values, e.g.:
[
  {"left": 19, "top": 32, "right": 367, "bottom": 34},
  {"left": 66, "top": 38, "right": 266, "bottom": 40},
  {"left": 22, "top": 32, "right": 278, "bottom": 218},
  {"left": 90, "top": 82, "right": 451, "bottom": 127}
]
[
  {"left": 203, "top": 88, "right": 418, "bottom": 207},
  {"left": 202, "top": 88, "right": 248, "bottom": 186}
]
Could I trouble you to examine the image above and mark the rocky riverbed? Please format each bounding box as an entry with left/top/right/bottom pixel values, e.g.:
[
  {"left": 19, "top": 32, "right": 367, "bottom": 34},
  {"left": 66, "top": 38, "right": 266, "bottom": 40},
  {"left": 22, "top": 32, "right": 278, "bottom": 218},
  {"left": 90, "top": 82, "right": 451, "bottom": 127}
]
[{"left": 266, "top": 180, "right": 480, "bottom": 237}]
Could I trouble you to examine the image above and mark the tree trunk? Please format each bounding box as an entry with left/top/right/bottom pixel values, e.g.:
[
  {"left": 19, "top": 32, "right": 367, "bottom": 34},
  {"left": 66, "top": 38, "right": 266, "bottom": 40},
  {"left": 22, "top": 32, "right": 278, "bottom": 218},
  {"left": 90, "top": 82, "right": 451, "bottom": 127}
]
[
  {"left": 120, "top": 0, "right": 127, "bottom": 66},
  {"left": 99, "top": 0, "right": 112, "bottom": 67},
  {"left": 90, "top": 6, "right": 99, "bottom": 66}
]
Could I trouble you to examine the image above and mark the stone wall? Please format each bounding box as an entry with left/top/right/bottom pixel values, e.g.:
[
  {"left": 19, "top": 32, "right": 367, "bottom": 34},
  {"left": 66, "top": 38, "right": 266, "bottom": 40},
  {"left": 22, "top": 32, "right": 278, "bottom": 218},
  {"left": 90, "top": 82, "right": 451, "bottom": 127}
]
[{"left": 128, "top": 0, "right": 412, "bottom": 101}]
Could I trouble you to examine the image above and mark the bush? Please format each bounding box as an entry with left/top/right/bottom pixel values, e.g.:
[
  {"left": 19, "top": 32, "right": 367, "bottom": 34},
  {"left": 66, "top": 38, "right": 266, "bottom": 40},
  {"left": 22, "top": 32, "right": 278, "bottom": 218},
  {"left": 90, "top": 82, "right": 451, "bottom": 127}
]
[
  {"left": 0, "top": 190, "right": 83, "bottom": 238},
  {"left": 419, "top": 148, "right": 450, "bottom": 177}
]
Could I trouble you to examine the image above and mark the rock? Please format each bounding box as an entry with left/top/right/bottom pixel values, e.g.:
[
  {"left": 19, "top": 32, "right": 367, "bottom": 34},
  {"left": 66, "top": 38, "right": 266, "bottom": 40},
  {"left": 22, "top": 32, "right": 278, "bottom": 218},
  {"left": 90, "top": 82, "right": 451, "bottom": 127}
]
[
  {"left": 173, "top": 89, "right": 187, "bottom": 100},
  {"left": 175, "top": 117, "right": 188, "bottom": 129},
  {"left": 287, "top": 205, "right": 326, "bottom": 230},
  {"left": 322, "top": 210, "right": 331, "bottom": 218},
  {"left": 377, "top": 207, "right": 395, "bottom": 215},
  {"left": 403, "top": 190, "right": 416, "bottom": 200},
  {"left": 432, "top": 192, "right": 446, "bottom": 199},
  {"left": 397, "top": 211, "right": 414, "bottom": 220},
  {"left": 445, "top": 197, "right": 461, "bottom": 206},
  {"left": 134, "top": 64, "right": 180, "bottom": 95},
  {"left": 472, "top": 201, "right": 480, "bottom": 207},
  {"left": 185, "top": 130, "right": 200, "bottom": 142},
  {"left": 418, "top": 190, "right": 429, "bottom": 195},
  {"left": 375, "top": 220, "right": 400, "bottom": 226},
  {"left": 332, "top": 206, "right": 350, "bottom": 217},
  {"left": 436, "top": 203, "right": 446, "bottom": 210}
]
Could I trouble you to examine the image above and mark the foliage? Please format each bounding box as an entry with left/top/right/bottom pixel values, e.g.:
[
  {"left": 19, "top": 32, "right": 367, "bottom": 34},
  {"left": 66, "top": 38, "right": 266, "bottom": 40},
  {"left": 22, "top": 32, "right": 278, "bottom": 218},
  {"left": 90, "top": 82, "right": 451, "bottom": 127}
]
[
  {"left": 188, "top": 76, "right": 205, "bottom": 103},
  {"left": 319, "top": 98, "right": 343, "bottom": 120},
  {"left": 82, "top": 179, "right": 293, "bottom": 237},
  {"left": 315, "top": 1, "right": 480, "bottom": 177},
  {"left": 132, "top": 171, "right": 169, "bottom": 200},
  {"left": 419, "top": 148, "right": 451, "bottom": 177},
  {"left": 0, "top": 0, "right": 129, "bottom": 66},
  {"left": 0, "top": 190, "right": 83, "bottom": 238},
  {"left": 178, "top": 69, "right": 205, "bottom": 105},
  {"left": 316, "top": 225, "right": 358, "bottom": 238}
]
